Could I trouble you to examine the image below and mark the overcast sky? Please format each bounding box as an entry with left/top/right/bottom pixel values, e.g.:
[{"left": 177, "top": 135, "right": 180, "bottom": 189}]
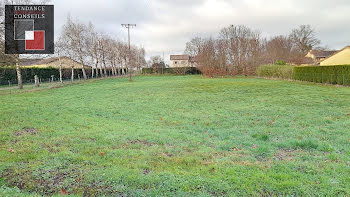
[{"left": 52, "top": 0, "right": 350, "bottom": 63}]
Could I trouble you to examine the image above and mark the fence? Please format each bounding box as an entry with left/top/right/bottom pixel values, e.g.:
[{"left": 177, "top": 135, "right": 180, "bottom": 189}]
[
  {"left": 0, "top": 67, "right": 129, "bottom": 85},
  {"left": 1, "top": 75, "right": 95, "bottom": 88},
  {"left": 0, "top": 67, "right": 129, "bottom": 88}
]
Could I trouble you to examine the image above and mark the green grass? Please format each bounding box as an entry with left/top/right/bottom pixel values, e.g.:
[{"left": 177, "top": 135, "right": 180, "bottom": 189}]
[{"left": 0, "top": 75, "right": 350, "bottom": 196}]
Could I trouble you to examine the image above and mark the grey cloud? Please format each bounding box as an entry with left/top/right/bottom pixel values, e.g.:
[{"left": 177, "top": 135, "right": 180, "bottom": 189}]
[{"left": 52, "top": 0, "right": 350, "bottom": 62}]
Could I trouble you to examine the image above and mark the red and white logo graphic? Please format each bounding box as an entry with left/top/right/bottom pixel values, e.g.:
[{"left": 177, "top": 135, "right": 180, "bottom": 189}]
[
  {"left": 25, "top": 30, "right": 45, "bottom": 50},
  {"left": 14, "top": 19, "right": 45, "bottom": 51}
]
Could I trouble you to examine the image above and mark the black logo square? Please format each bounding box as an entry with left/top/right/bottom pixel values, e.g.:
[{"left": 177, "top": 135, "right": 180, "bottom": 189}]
[{"left": 5, "top": 5, "right": 54, "bottom": 54}]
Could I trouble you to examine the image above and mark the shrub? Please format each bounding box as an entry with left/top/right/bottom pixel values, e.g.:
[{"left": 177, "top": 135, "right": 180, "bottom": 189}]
[
  {"left": 142, "top": 68, "right": 153, "bottom": 74},
  {"left": 293, "top": 65, "right": 350, "bottom": 85},
  {"left": 172, "top": 67, "right": 190, "bottom": 75},
  {"left": 275, "top": 60, "right": 286, "bottom": 65},
  {"left": 256, "top": 64, "right": 294, "bottom": 79}
]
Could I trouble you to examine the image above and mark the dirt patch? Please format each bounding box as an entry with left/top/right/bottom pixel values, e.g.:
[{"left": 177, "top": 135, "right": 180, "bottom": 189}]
[
  {"left": 129, "top": 139, "right": 153, "bottom": 145},
  {"left": 40, "top": 143, "right": 61, "bottom": 153},
  {"left": 13, "top": 128, "right": 39, "bottom": 136},
  {"left": 162, "top": 152, "right": 174, "bottom": 157},
  {"left": 115, "top": 139, "right": 157, "bottom": 150},
  {"left": 0, "top": 162, "right": 125, "bottom": 196},
  {"left": 1, "top": 163, "right": 84, "bottom": 196},
  {"left": 274, "top": 149, "right": 300, "bottom": 161},
  {"left": 143, "top": 169, "right": 151, "bottom": 175}
]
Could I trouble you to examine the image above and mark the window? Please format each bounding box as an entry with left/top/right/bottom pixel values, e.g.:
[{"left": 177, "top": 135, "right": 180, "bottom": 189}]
[{"left": 174, "top": 61, "right": 178, "bottom": 64}]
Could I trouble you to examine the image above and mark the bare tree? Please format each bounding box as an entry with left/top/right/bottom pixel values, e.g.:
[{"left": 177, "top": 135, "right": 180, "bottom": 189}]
[
  {"left": 264, "top": 36, "right": 292, "bottom": 63},
  {"left": 184, "top": 37, "right": 203, "bottom": 57},
  {"left": 196, "top": 37, "right": 221, "bottom": 76},
  {"left": 98, "top": 34, "right": 110, "bottom": 77},
  {"left": 289, "top": 25, "right": 321, "bottom": 54},
  {"left": 85, "top": 22, "right": 100, "bottom": 78},
  {"left": 55, "top": 39, "right": 64, "bottom": 83},
  {"left": 61, "top": 16, "right": 89, "bottom": 80},
  {"left": 106, "top": 38, "right": 118, "bottom": 76},
  {"left": 119, "top": 43, "right": 129, "bottom": 75},
  {"left": 219, "top": 25, "right": 263, "bottom": 74},
  {"left": 137, "top": 47, "right": 146, "bottom": 71},
  {"left": 190, "top": 25, "right": 265, "bottom": 76},
  {"left": 150, "top": 55, "right": 162, "bottom": 70}
]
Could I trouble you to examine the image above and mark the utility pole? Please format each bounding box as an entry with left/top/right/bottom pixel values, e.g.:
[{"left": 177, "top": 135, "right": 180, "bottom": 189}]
[
  {"left": 121, "top": 24, "right": 136, "bottom": 81},
  {"left": 162, "top": 52, "right": 165, "bottom": 74}
]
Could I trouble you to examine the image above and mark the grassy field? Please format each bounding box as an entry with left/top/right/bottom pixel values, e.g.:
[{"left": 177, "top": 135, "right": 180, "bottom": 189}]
[{"left": 0, "top": 75, "right": 350, "bottom": 196}]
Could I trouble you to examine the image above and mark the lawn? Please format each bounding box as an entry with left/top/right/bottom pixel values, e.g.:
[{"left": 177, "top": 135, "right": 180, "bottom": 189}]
[{"left": 0, "top": 75, "right": 350, "bottom": 196}]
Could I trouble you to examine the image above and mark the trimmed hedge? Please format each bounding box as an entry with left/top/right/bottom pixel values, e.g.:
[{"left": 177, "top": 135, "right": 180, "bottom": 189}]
[
  {"left": 257, "top": 64, "right": 350, "bottom": 86},
  {"left": 293, "top": 65, "right": 350, "bottom": 85},
  {"left": 256, "top": 64, "right": 294, "bottom": 79},
  {"left": 0, "top": 67, "right": 93, "bottom": 85},
  {"left": 142, "top": 67, "right": 201, "bottom": 75}
]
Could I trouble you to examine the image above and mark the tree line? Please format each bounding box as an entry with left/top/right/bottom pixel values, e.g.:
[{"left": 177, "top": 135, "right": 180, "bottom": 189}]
[
  {"left": 0, "top": 0, "right": 146, "bottom": 89},
  {"left": 184, "top": 24, "right": 322, "bottom": 76},
  {"left": 56, "top": 16, "right": 146, "bottom": 82}
]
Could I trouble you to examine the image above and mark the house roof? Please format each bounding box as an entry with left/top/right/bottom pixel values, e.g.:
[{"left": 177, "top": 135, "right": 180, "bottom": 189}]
[
  {"left": 20, "top": 58, "right": 42, "bottom": 66},
  {"left": 36, "top": 56, "right": 83, "bottom": 65},
  {"left": 308, "top": 50, "right": 338, "bottom": 58},
  {"left": 170, "top": 55, "right": 190, "bottom": 60},
  {"left": 291, "top": 57, "right": 314, "bottom": 65},
  {"left": 320, "top": 46, "right": 350, "bottom": 63},
  {"left": 20, "top": 56, "right": 86, "bottom": 67}
]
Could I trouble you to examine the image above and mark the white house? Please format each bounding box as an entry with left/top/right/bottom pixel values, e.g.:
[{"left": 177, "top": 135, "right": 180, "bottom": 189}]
[{"left": 169, "top": 55, "right": 197, "bottom": 68}]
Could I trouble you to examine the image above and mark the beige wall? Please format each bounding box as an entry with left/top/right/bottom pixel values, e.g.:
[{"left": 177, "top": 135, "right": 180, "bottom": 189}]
[
  {"left": 170, "top": 60, "right": 190, "bottom": 68},
  {"left": 305, "top": 52, "right": 324, "bottom": 64},
  {"left": 320, "top": 47, "right": 350, "bottom": 66},
  {"left": 305, "top": 52, "right": 315, "bottom": 59}
]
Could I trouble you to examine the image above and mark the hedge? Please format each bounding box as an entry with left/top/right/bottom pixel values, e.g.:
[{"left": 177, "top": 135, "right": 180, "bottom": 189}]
[
  {"left": 256, "top": 64, "right": 294, "bottom": 79},
  {"left": 0, "top": 67, "right": 94, "bottom": 85},
  {"left": 142, "top": 67, "right": 201, "bottom": 75},
  {"left": 293, "top": 65, "right": 350, "bottom": 86}
]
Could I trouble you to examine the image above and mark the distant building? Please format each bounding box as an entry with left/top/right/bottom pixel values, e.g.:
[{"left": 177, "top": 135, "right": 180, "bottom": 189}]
[
  {"left": 305, "top": 50, "right": 338, "bottom": 64},
  {"left": 20, "top": 56, "right": 91, "bottom": 69},
  {"left": 169, "top": 55, "right": 198, "bottom": 68},
  {"left": 290, "top": 57, "right": 314, "bottom": 66},
  {"left": 320, "top": 46, "right": 350, "bottom": 66}
]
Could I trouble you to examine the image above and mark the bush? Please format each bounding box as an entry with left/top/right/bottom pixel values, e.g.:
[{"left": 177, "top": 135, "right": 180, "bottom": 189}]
[
  {"left": 275, "top": 60, "right": 286, "bottom": 65},
  {"left": 142, "top": 68, "right": 153, "bottom": 74},
  {"left": 256, "top": 64, "right": 294, "bottom": 79},
  {"left": 293, "top": 65, "right": 350, "bottom": 85}
]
